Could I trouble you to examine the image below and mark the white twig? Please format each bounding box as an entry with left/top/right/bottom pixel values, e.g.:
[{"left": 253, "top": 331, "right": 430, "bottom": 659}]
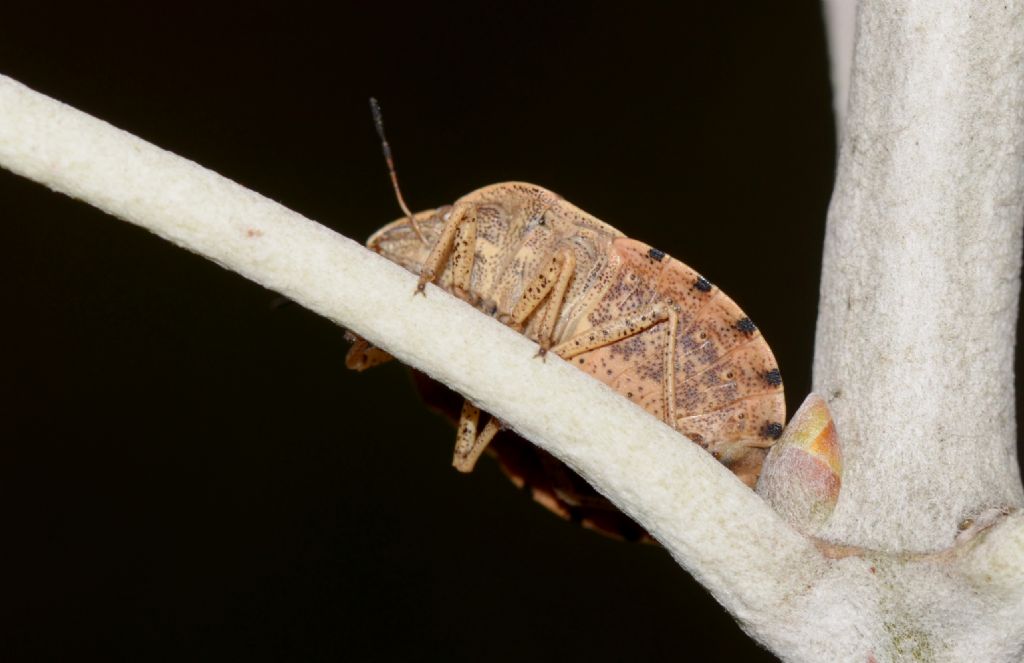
[
  {"left": 0, "top": 73, "right": 823, "bottom": 628},
  {"left": 815, "top": 0, "right": 1024, "bottom": 552},
  {"left": 823, "top": 0, "right": 858, "bottom": 139}
]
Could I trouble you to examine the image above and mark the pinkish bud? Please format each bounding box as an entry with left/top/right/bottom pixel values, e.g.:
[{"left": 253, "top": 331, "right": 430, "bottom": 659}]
[{"left": 756, "top": 393, "right": 842, "bottom": 534}]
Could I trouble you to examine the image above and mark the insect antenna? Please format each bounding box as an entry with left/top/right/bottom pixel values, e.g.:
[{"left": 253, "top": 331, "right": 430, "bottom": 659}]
[{"left": 369, "top": 97, "right": 427, "bottom": 244}]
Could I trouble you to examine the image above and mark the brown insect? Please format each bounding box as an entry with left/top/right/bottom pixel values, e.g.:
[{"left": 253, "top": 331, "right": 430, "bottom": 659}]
[{"left": 346, "top": 101, "right": 785, "bottom": 538}]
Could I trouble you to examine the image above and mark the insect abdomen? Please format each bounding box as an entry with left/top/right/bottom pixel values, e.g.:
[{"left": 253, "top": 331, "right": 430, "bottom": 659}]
[{"left": 569, "top": 238, "right": 785, "bottom": 486}]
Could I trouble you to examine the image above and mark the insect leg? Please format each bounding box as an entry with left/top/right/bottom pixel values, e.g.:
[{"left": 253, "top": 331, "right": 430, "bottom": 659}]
[
  {"left": 344, "top": 332, "right": 395, "bottom": 371},
  {"left": 552, "top": 303, "right": 674, "bottom": 359},
  {"left": 454, "top": 400, "right": 482, "bottom": 465},
  {"left": 506, "top": 250, "right": 576, "bottom": 342},
  {"left": 551, "top": 303, "right": 680, "bottom": 421},
  {"left": 534, "top": 251, "right": 576, "bottom": 355},
  {"left": 416, "top": 203, "right": 474, "bottom": 295},
  {"left": 451, "top": 213, "right": 477, "bottom": 301},
  {"left": 661, "top": 306, "right": 679, "bottom": 425},
  {"left": 453, "top": 414, "right": 502, "bottom": 473},
  {"left": 504, "top": 253, "right": 563, "bottom": 327}
]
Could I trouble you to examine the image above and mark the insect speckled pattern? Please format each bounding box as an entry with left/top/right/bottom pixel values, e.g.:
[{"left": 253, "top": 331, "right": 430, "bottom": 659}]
[{"left": 347, "top": 182, "right": 785, "bottom": 528}]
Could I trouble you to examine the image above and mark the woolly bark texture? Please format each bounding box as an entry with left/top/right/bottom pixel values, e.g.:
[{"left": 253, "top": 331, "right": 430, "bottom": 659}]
[
  {"left": 823, "top": 0, "right": 857, "bottom": 138},
  {"left": 814, "top": 0, "right": 1024, "bottom": 553}
]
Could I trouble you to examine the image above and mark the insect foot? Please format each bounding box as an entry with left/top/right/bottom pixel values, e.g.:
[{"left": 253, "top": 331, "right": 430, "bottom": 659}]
[
  {"left": 343, "top": 331, "right": 394, "bottom": 371},
  {"left": 756, "top": 393, "right": 842, "bottom": 535}
]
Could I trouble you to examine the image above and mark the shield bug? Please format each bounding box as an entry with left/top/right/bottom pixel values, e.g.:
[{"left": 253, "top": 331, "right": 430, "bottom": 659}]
[
  {"left": 346, "top": 101, "right": 785, "bottom": 537},
  {"left": 348, "top": 181, "right": 786, "bottom": 482}
]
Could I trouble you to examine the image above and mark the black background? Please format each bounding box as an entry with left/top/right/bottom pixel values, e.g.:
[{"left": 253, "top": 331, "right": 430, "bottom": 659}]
[{"left": 0, "top": 3, "right": 901, "bottom": 661}]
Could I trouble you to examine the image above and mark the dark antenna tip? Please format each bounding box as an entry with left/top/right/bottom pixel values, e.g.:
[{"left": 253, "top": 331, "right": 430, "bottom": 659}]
[
  {"left": 369, "top": 97, "right": 386, "bottom": 142},
  {"left": 368, "top": 97, "right": 425, "bottom": 242}
]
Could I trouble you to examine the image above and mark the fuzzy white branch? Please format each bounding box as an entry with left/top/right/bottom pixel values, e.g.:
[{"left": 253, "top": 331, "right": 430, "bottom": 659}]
[
  {"left": 822, "top": 0, "right": 857, "bottom": 139},
  {"left": 814, "top": 0, "right": 1024, "bottom": 553},
  {"left": 0, "top": 74, "right": 824, "bottom": 631}
]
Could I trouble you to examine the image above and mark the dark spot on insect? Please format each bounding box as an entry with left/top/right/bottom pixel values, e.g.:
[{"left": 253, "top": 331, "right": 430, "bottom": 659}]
[
  {"left": 694, "top": 276, "right": 712, "bottom": 292},
  {"left": 648, "top": 247, "right": 666, "bottom": 262},
  {"left": 763, "top": 422, "right": 784, "bottom": 439},
  {"left": 765, "top": 368, "right": 782, "bottom": 386},
  {"left": 736, "top": 317, "right": 757, "bottom": 335},
  {"left": 711, "top": 450, "right": 721, "bottom": 459},
  {"left": 627, "top": 392, "right": 633, "bottom": 398},
  {"left": 606, "top": 369, "right": 612, "bottom": 376},
  {"left": 579, "top": 358, "right": 585, "bottom": 364}
]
